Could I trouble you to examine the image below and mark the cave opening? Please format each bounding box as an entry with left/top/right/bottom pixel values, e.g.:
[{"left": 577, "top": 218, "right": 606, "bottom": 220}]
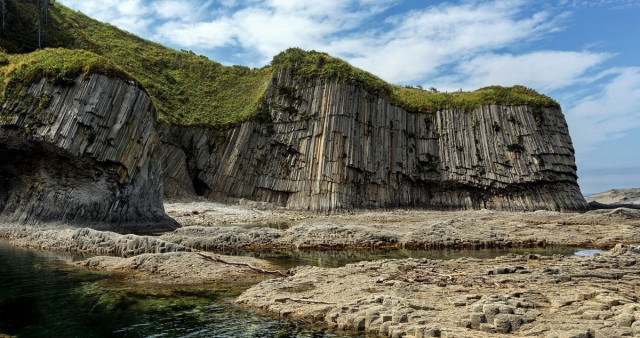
[{"left": 192, "top": 176, "right": 210, "bottom": 196}]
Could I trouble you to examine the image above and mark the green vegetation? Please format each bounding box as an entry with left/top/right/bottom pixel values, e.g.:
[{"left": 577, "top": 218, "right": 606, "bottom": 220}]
[
  {"left": 392, "top": 85, "right": 559, "bottom": 114},
  {"left": 271, "top": 48, "right": 560, "bottom": 115},
  {"left": 0, "top": 1, "right": 272, "bottom": 126},
  {"left": 0, "top": 1, "right": 560, "bottom": 127},
  {"left": 0, "top": 48, "right": 131, "bottom": 101},
  {"left": 506, "top": 136, "right": 526, "bottom": 153},
  {"left": 270, "top": 48, "right": 393, "bottom": 97}
]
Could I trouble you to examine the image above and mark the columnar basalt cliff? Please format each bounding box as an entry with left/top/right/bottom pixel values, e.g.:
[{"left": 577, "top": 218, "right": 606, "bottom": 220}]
[
  {"left": 0, "top": 74, "right": 178, "bottom": 231},
  {"left": 160, "top": 69, "right": 588, "bottom": 212}
]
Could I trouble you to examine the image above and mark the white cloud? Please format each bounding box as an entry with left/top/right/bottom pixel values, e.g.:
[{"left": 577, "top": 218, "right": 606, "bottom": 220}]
[
  {"left": 152, "top": 1, "right": 199, "bottom": 20},
  {"left": 428, "top": 51, "right": 611, "bottom": 92},
  {"left": 157, "top": 20, "right": 236, "bottom": 49},
  {"left": 153, "top": 0, "right": 398, "bottom": 66},
  {"left": 565, "top": 67, "right": 640, "bottom": 154},
  {"left": 559, "top": 0, "right": 640, "bottom": 8},
  {"left": 328, "top": 0, "right": 566, "bottom": 83},
  {"left": 59, "top": 0, "right": 153, "bottom": 36}
]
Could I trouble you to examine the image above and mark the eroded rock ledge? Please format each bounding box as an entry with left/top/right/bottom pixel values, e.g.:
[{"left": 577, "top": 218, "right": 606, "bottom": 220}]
[
  {"left": 161, "top": 69, "right": 588, "bottom": 212},
  {"left": 161, "top": 203, "right": 640, "bottom": 251},
  {"left": 0, "top": 74, "right": 177, "bottom": 231},
  {"left": 238, "top": 244, "right": 640, "bottom": 337}
]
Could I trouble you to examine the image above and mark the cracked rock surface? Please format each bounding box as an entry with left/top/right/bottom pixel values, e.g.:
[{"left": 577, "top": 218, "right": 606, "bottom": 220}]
[
  {"left": 238, "top": 244, "right": 640, "bottom": 337},
  {"left": 163, "top": 203, "right": 640, "bottom": 250}
]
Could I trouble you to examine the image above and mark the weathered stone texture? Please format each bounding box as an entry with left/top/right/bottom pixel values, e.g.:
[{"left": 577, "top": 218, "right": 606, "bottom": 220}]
[
  {"left": 162, "top": 70, "right": 587, "bottom": 212},
  {"left": 0, "top": 74, "right": 177, "bottom": 231}
]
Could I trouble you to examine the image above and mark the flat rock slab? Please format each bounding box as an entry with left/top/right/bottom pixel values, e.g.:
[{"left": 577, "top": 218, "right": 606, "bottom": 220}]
[
  {"left": 163, "top": 205, "right": 640, "bottom": 250},
  {"left": 78, "top": 252, "right": 281, "bottom": 285},
  {"left": 0, "top": 225, "right": 287, "bottom": 285},
  {"left": 1, "top": 225, "right": 190, "bottom": 257},
  {"left": 238, "top": 244, "right": 640, "bottom": 337}
]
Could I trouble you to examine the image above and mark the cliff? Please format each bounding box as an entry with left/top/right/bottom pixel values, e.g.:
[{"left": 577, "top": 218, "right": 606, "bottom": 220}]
[
  {"left": 0, "top": 73, "right": 178, "bottom": 231},
  {"left": 0, "top": 2, "right": 589, "bottom": 216},
  {"left": 160, "top": 69, "right": 588, "bottom": 212}
]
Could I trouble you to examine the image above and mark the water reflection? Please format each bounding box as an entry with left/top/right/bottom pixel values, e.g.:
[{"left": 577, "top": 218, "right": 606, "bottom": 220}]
[
  {"left": 222, "top": 246, "right": 582, "bottom": 269},
  {"left": 0, "top": 240, "right": 366, "bottom": 338},
  {"left": 573, "top": 249, "right": 605, "bottom": 256}
]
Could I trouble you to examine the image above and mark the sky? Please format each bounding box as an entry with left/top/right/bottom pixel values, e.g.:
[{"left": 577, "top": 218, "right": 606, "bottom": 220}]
[{"left": 58, "top": 0, "right": 640, "bottom": 194}]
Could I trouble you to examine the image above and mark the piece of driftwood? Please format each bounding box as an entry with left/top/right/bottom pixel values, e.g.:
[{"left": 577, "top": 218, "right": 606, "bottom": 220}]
[
  {"left": 282, "top": 297, "right": 335, "bottom": 305},
  {"left": 195, "top": 252, "right": 290, "bottom": 277}
]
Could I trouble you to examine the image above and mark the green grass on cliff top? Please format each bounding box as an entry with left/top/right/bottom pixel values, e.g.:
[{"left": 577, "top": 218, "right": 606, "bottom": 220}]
[
  {"left": 270, "top": 48, "right": 560, "bottom": 114},
  {"left": 0, "top": 48, "right": 132, "bottom": 101},
  {"left": 0, "top": 1, "right": 559, "bottom": 126}
]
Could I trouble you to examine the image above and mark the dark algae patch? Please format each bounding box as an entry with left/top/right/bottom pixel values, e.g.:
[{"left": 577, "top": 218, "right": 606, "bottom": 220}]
[{"left": 1, "top": 1, "right": 560, "bottom": 128}]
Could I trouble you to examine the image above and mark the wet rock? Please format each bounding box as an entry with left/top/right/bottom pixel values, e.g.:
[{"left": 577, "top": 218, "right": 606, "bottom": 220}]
[{"left": 77, "top": 251, "right": 280, "bottom": 284}]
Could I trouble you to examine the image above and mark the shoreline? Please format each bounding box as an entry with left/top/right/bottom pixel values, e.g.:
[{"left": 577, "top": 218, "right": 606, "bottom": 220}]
[{"left": 1, "top": 202, "right": 640, "bottom": 337}]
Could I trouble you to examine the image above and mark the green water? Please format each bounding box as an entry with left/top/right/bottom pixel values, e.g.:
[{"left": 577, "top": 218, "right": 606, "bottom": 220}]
[{"left": 0, "top": 240, "right": 366, "bottom": 338}]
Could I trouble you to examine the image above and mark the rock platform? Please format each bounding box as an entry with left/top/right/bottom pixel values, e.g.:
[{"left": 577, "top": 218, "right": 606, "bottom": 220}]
[{"left": 238, "top": 244, "right": 640, "bottom": 337}]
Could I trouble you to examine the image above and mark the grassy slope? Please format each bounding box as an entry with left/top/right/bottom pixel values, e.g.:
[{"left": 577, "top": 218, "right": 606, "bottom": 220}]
[
  {"left": 0, "top": 48, "right": 131, "bottom": 99},
  {"left": 270, "top": 48, "right": 560, "bottom": 115},
  {"left": 0, "top": 1, "right": 559, "bottom": 127},
  {"left": 47, "top": 4, "right": 272, "bottom": 126}
]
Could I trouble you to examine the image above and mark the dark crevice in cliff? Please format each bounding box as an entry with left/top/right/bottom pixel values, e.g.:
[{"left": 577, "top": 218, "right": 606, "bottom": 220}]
[{"left": 192, "top": 176, "right": 210, "bottom": 196}]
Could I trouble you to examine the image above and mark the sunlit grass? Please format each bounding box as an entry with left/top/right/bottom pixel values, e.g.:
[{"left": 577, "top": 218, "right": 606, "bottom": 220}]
[{"left": 0, "top": 1, "right": 560, "bottom": 127}]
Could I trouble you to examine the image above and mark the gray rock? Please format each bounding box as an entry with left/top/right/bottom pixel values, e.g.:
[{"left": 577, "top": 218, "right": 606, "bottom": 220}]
[
  {"left": 616, "top": 313, "right": 636, "bottom": 327},
  {"left": 0, "top": 74, "right": 177, "bottom": 232},
  {"left": 493, "top": 314, "right": 512, "bottom": 333},
  {"left": 470, "top": 312, "right": 486, "bottom": 328},
  {"left": 159, "top": 69, "right": 588, "bottom": 212}
]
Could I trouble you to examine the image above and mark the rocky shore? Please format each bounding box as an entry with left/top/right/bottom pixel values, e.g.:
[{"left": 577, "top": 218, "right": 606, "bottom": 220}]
[
  {"left": 163, "top": 201, "right": 640, "bottom": 250},
  {"left": 238, "top": 244, "right": 640, "bottom": 337},
  {"left": 0, "top": 223, "right": 283, "bottom": 285},
  {"left": 2, "top": 200, "right": 640, "bottom": 337}
]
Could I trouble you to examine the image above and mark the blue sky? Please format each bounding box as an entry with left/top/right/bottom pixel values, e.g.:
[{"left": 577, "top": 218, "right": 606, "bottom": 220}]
[{"left": 58, "top": 0, "right": 640, "bottom": 194}]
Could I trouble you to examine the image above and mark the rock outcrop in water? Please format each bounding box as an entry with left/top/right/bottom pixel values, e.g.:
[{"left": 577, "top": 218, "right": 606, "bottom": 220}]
[
  {"left": 161, "top": 69, "right": 588, "bottom": 212},
  {"left": 0, "top": 74, "right": 178, "bottom": 231}
]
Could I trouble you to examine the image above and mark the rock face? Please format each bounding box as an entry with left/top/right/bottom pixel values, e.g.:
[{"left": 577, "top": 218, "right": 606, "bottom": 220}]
[
  {"left": 161, "top": 69, "right": 588, "bottom": 212},
  {"left": 0, "top": 74, "right": 177, "bottom": 231}
]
